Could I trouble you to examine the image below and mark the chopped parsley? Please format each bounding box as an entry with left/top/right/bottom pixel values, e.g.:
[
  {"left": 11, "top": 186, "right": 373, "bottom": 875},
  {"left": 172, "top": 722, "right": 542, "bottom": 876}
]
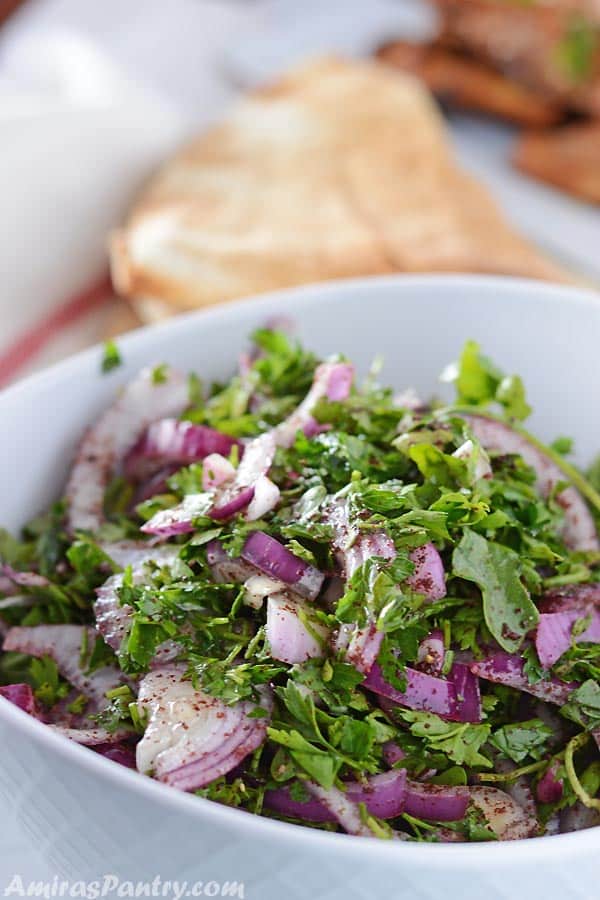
[{"left": 101, "top": 340, "right": 122, "bottom": 373}]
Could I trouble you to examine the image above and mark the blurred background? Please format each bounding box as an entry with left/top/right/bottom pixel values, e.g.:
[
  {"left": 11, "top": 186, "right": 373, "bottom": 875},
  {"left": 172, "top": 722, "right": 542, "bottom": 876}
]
[{"left": 0, "top": 0, "right": 598, "bottom": 387}]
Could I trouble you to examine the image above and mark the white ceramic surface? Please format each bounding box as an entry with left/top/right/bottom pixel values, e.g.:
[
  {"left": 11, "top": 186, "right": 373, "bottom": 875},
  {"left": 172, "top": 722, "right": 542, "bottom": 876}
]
[{"left": 1, "top": 275, "right": 599, "bottom": 900}]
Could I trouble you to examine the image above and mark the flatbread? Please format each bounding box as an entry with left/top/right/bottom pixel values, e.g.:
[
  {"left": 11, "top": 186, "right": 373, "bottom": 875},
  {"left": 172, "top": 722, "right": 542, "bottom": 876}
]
[
  {"left": 376, "top": 40, "right": 564, "bottom": 127},
  {"left": 111, "top": 57, "right": 567, "bottom": 313},
  {"left": 514, "top": 123, "right": 600, "bottom": 206}
]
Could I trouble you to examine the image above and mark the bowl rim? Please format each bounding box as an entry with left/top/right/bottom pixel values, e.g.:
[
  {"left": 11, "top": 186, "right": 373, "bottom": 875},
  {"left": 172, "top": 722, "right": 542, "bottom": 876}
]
[{"left": 2, "top": 272, "right": 599, "bottom": 864}]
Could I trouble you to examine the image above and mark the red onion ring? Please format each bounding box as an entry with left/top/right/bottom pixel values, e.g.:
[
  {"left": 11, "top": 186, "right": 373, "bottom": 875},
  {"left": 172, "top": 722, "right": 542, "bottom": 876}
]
[
  {"left": 464, "top": 414, "right": 599, "bottom": 552},
  {"left": 3, "top": 625, "right": 126, "bottom": 708},
  {"left": 124, "top": 419, "right": 240, "bottom": 481},
  {"left": 470, "top": 651, "right": 575, "bottom": 706},
  {"left": 241, "top": 531, "right": 324, "bottom": 601},
  {"left": 66, "top": 367, "right": 189, "bottom": 533}
]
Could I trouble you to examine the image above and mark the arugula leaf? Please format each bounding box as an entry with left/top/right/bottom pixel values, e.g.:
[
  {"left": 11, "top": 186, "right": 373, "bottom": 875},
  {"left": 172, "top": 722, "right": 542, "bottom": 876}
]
[{"left": 452, "top": 529, "right": 539, "bottom": 653}]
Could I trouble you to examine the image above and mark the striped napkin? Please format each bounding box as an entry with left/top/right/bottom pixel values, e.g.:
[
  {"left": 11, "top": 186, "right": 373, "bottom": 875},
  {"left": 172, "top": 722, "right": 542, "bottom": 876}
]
[{"left": 0, "top": 30, "right": 187, "bottom": 387}]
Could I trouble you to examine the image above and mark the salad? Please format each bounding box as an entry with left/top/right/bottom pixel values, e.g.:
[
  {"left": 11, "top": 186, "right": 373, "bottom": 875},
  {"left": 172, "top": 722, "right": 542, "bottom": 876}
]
[{"left": 1, "top": 328, "right": 600, "bottom": 843}]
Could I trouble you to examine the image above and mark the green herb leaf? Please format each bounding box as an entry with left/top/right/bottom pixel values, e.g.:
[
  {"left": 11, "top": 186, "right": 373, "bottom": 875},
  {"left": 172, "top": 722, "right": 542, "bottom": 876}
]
[
  {"left": 101, "top": 340, "right": 122, "bottom": 373},
  {"left": 452, "top": 529, "right": 539, "bottom": 653},
  {"left": 400, "top": 710, "right": 492, "bottom": 768},
  {"left": 491, "top": 719, "right": 553, "bottom": 764}
]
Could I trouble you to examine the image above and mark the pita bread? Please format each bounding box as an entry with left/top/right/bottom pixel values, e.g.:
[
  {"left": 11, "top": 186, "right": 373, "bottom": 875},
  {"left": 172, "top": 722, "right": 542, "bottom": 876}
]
[
  {"left": 514, "top": 123, "right": 600, "bottom": 206},
  {"left": 111, "top": 57, "right": 567, "bottom": 313}
]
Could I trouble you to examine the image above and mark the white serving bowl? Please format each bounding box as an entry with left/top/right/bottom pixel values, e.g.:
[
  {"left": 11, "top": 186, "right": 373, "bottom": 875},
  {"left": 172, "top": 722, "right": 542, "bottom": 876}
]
[{"left": 0, "top": 275, "right": 598, "bottom": 900}]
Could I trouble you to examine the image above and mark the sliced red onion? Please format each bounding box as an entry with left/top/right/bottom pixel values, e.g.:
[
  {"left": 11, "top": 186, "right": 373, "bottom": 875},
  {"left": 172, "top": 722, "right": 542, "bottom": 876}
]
[
  {"left": 237, "top": 431, "right": 277, "bottom": 482},
  {"left": 141, "top": 492, "right": 213, "bottom": 537},
  {"left": 207, "top": 543, "right": 289, "bottom": 609},
  {"left": 365, "top": 662, "right": 481, "bottom": 723},
  {"left": 268, "top": 771, "right": 469, "bottom": 826},
  {"left": 469, "top": 786, "right": 538, "bottom": 840},
  {"left": 470, "top": 652, "right": 575, "bottom": 706},
  {"left": 266, "top": 769, "right": 407, "bottom": 824},
  {"left": 51, "top": 725, "right": 134, "bottom": 746},
  {"left": 0, "top": 682, "right": 37, "bottom": 715},
  {"left": 201, "top": 453, "right": 235, "bottom": 491},
  {"left": 326, "top": 499, "right": 445, "bottom": 607},
  {"left": 541, "top": 583, "right": 600, "bottom": 613},
  {"left": 463, "top": 414, "right": 599, "bottom": 552},
  {"left": 266, "top": 594, "right": 329, "bottom": 664},
  {"left": 206, "top": 363, "right": 351, "bottom": 522},
  {"left": 245, "top": 475, "right": 280, "bottom": 521},
  {"left": 365, "top": 664, "right": 456, "bottom": 719},
  {"left": 140, "top": 363, "right": 351, "bottom": 535},
  {"left": 448, "top": 662, "right": 482, "bottom": 724},
  {"left": 132, "top": 466, "right": 179, "bottom": 505},
  {"left": 404, "top": 780, "right": 470, "bottom": 822},
  {"left": 210, "top": 485, "right": 256, "bottom": 521},
  {"left": 241, "top": 531, "right": 324, "bottom": 601},
  {"left": 304, "top": 781, "right": 377, "bottom": 837},
  {"left": 302, "top": 416, "right": 331, "bottom": 439},
  {"left": 329, "top": 499, "right": 396, "bottom": 578},
  {"left": 367, "top": 776, "right": 409, "bottom": 821},
  {"left": 326, "top": 503, "right": 394, "bottom": 673},
  {"left": 407, "top": 543, "right": 446, "bottom": 602},
  {"left": 0, "top": 575, "right": 13, "bottom": 595},
  {"left": 66, "top": 367, "right": 189, "bottom": 533},
  {"left": 349, "top": 532, "right": 396, "bottom": 578},
  {"left": 243, "top": 574, "right": 287, "bottom": 610},
  {"left": 206, "top": 540, "right": 258, "bottom": 585},
  {"left": 417, "top": 630, "right": 446, "bottom": 676},
  {"left": 265, "top": 786, "right": 333, "bottom": 823},
  {"left": 536, "top": 762, "right": 564, "bottom": 804},
  {"left": 124, "top": 419, "right": 239, "bottom": 480},
  {"left": 93, "top": 742, "right": 137, "bottom": 768},
  {"left": 593, "top": 729, "right": 600, "bottom": 753},
  {"left": 272, "top": 362, "right": 354, "bottom": 449},
  {"left": 343, "top": 623, "right": 384, "bottom": 675},
  {"left": 495, "top": 758, "right": 538, "bottom": 822},
  {"left": 382, "top": 741, "right": 406, "bottom": 767},
  {"left": 3, "top": 625, "right": 126, "bottom": 708},
  {"left": 202, "top": 432, "right": 275, "bottom": 522},
  {"left": 99, "top": 541, "right": 178, "bottom": 571},
  {"left": 94, "top": 546, "right": 179, "bottom": 652},
  {"left": 0, "top": 595, "right": 32, "bottom": 611},
  {"left": 535, "top": 609, "right": 600, "bottom": 669},
  {"left": 0, "top": 564, "right": 50, "bottom": 589},
  {"left": 136, "top": 666, "right": 271, "bottom": 790}
]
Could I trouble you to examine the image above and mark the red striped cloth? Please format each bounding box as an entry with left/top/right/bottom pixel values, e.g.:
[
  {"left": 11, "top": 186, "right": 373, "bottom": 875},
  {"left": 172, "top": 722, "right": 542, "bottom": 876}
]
[{"left": 0, "top": 274, "right": 114, "bottom": 388}]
